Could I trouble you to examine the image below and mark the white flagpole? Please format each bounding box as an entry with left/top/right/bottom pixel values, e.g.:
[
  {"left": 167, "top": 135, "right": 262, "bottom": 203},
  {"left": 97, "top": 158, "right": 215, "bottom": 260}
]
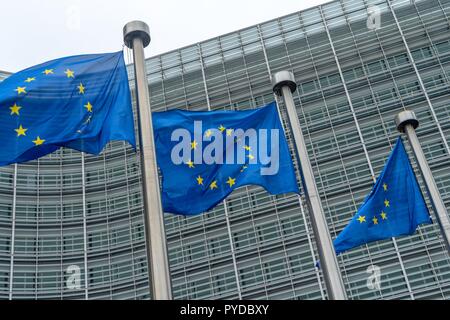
[
  {"left": 395, "top": 110, "right": 450, "bottom": 253},
  {"left": 123, "top": 21, "right": 172, "bottom": 299},
  {"left": 272, "top": 70, "right": 347, "bottom": 300}
]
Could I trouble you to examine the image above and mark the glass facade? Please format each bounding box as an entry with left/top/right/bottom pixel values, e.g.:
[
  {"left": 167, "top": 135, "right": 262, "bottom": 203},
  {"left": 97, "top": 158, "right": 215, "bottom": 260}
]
[{"left": 1, "top": 0, "right": 450, "bottom": 299}]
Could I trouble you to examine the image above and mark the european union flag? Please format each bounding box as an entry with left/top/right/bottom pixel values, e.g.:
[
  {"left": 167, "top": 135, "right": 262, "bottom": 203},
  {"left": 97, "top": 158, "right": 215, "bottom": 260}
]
[
  {"left": 0, "top": 51, "right": 135, "bottom": 166},
  {"left": 333, "top": 137, "right": 432, "bottom": 254},
  {"left": 152, "top": 102, "right": 299, "bottom": 215}
]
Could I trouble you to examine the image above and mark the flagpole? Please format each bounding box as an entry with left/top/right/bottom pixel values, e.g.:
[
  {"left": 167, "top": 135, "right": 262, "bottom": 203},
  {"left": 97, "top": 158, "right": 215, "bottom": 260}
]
[
  {"left": 395, "top": 110, "right": 450, "bottom": 253},
  {"left": 123, "top": 21, "right": 172, "bottom": 299},
  {"left": 272, "top": 71, "right": 347, "bottom": 300}
]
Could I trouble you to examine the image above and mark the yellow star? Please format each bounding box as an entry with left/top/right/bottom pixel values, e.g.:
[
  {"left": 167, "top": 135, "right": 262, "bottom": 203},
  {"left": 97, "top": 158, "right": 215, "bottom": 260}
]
[
  {"left": 204, "top": 130, "right": 212, "bottom": 138},
  {"left": 372, "top": 216, "right": 379, "bottom": 225},
  {"left": 357, "top": 215, "right": 366, "bottom": 223},
  {"left": 15, "top": 87, "right": 26, "bottom": 95},
  {"left": 186, "top": 160, "right": 195, "bottom": 168},
  {"left": 32, "top": 136, "right": 45, "bottom": 146},
  {"left": 226, "top": 129, "right": 233, "bottom": 136},
  {"left": 218, "top": 125, "right": 226, "bottom": 132},
  {"left": 381, "top": 211, "right": 387, "bottom": 220},
  {"left": 210, "top": 180, "right": 218, "bottom": 190},
  {"left": 9, "top": 103, "right": 22, "bottom": 116},
  {"left": 226, "top": 177, "right": 236, "bottom": 187},
  {"left": 64, "top": 69, "right": 75, "bottom": 78},
  {"left": 191, "top": 140, "right": 198, "bottom": 150},
  {"left": 196, "top": 175, "right": 204, "bottom": 185},
  {"left": 384, "top": 199, "right": 390, "bottom": 207},
  {"left": 247, "top": 154, "right": 255, "bottom": 160},
  {"left": 244, "top": 145, "right": 251, "bottom": 151},
  {"left": 84, "top": 102, "right": 93, "bottom": 112},
  {"left": 383, "top": 183, "right": 388, "bottom": 191},
  {"left": 43, "top": 69, "right": 54, "bottom": 75},
  {"left": 240, "top": 165, "right": 248, "bottom": 172},
  {"left": 77, "top": 83, "right": 85, "bottom": 94},
  {"left": 25, "top": 77, "right": 35, "bottom": 83},
  {"left": 15, "top": 125, "right": 27, "bottom": 137}
]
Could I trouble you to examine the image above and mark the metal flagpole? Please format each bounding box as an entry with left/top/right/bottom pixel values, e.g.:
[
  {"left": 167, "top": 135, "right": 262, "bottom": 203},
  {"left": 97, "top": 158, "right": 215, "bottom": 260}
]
[
  {"left": 395, "top": 110, "right": 450, "bottom": 253},
  {"left": 123, "top": 21, "right": 172, "bottom": 299},
  {"left": 272, "top": 71, "right": 347, "bottom": 300}
]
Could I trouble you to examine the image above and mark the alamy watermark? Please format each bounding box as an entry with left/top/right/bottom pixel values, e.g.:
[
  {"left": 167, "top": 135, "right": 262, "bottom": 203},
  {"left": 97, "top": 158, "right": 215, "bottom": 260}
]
[
  {"left": 66, "top": 3, "right": 81, "bottom": 31},
  {"left": 367, "top": 5, "right": 382, "bottom": 31},
  {"left": 66, "top": 265, "right": 81, "bottom": 290},
  {"left": 170, "top": 121, "right": 280, "bottom": 175},
  {"left": 366, "top": 265, "right": 381, "bottom": 290}
]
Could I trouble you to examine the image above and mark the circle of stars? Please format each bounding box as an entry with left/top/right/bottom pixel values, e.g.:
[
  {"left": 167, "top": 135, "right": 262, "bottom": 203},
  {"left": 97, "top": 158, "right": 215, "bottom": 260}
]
[
  {"left": 9, "top": 67, "right": 92, "bottom": 148},
  {"left": 356, "top": 182, "right": 389, "bottom": 226},
  {"left": 182, "top": 123, "right": 260, "bottom": 193}
]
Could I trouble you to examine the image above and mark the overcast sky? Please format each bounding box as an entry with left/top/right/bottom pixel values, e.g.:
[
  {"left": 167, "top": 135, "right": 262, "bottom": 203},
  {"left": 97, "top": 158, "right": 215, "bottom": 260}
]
[{"left": 0, "top": 0, "right": 327, "bottom": 72}]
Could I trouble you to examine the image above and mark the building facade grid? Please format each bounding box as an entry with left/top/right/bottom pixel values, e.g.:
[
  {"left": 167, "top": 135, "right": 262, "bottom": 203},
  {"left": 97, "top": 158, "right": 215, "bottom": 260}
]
[{"left": 0, "top": 0, "right": 449, "bottom": 299}]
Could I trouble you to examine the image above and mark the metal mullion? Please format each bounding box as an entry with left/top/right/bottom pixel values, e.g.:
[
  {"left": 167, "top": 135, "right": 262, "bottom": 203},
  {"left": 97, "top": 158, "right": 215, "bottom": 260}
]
[
  {"left": 360, "top": 0, "right": 448, "bottom": 298},
  {"left": 236, "top": 32, "right": 257, "bottom": 107},
  {"left": 295, "top": 13, "right": 360, "bottom": 298},
  {"left": 394, "top": 2, "right": 450, "bottom": 286},
  {"left": 348, "top": 4, "right": 408, "bottom": 115},
  {"left": 59, "top": 151, "right": 64, "bottom": 299},
  {"left": 198, "top": 43, "right": 243, "bottom": 300},
  {"left": 199, "top": 209, "right": 214, "bottom": 298},
  {"left": 259, "top": 20, "right": 327, "bottom": 299},
  {"left": 123, "top": 43, "right": 139, "bottom": 294},
  {"left": 123, "top": 141, "right": 138, "bottom": 299},
  {"left": 248, "top": 24, "right": 299, "bottom": 297},
  {"left": 216, "top": 40, "right": 234, "bottom": 108},
  {"left": 176, "top": 50, "right": 191, "bottom": 111},
  {"left": 101, "top": 152, "right": 113, "bottom": 299},
  {"left": 35, "top": 159, "right": 40, "bottom": 299},
  {"left": 320, "top": 3, "right": 417, "bottom": 299},
  {"left": 8, "top": 164, "right": 17, "bottom": 300},
  {"left": 410, "top": 1, "right": 450, "bottom": 88},
  {"left": 274, "top": 17, "right": 316, "bottom": 297},
  {"left": 297, "top": 79, "right": 355, "bottom": 298},
  {"left": 388, "top": 0, "right": 450, "bottom": 155},
  {"left": 81, "top": 153, "right": 89, "bottom": 299},
  {"left": 343, "top": 0, "right": 417, "bottom": 300}
]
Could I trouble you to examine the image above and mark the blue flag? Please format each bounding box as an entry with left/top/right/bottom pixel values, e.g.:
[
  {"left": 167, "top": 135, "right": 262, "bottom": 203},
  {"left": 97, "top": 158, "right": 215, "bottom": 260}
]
[
  {"left": 333, "top": 137, "right": 432, "bottom": 254},
  {"left": 152, "top": 102, "right": 299, "bottom": 215},
  {"left": 0, "top": 51, "right": 135, "bottom": 166}
]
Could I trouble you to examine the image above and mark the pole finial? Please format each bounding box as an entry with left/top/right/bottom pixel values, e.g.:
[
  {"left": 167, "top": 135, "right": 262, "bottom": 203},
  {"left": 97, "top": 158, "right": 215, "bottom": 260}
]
[
  {"left": 395, "top": 110, "right": 419, "bottom": 133},
  {"left": 272, "top": 70, "right": 297, "bottom": 95},
  {"left": 123, "top": 21, "right": 151, "bottom": 49}
]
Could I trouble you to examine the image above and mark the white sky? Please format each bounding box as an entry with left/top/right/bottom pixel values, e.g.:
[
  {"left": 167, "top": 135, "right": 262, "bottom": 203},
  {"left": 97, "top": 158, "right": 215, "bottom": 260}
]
[{"left": 0, "top": 0, "right": 327, "bottom": 72}]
